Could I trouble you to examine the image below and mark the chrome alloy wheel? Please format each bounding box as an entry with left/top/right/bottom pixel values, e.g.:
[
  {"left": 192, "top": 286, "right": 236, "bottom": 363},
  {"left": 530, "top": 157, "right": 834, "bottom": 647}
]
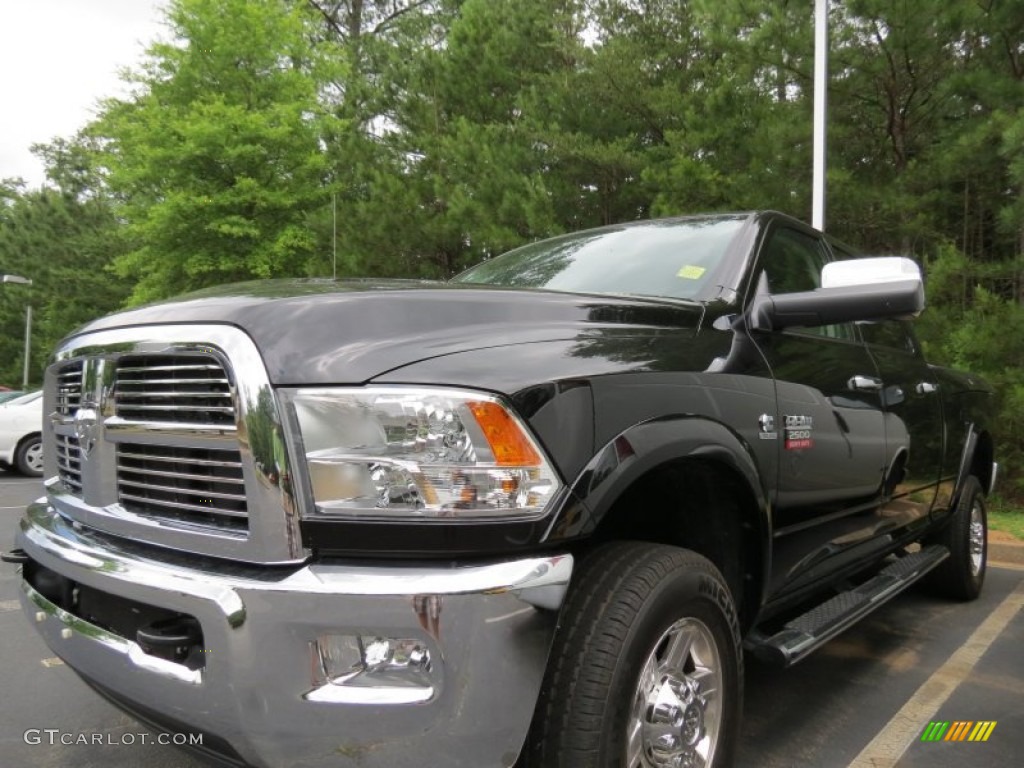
[
  {"left": 626, "top": 617, "right": 722, "bottom": 768},
  {"left": 968, "top": 500, "right": 986, "bottom": 576}
]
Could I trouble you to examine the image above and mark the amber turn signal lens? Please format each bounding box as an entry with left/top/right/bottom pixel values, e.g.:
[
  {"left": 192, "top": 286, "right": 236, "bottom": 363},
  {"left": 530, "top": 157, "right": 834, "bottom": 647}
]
[{"left": 467, "top": 401, "right": 542, "bottom": 467}]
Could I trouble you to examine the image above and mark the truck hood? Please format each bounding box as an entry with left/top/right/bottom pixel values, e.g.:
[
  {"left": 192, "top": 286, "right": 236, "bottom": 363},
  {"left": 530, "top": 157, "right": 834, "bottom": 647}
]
[{"left": 68, "top": 279, "right": 705, "bottom": 385}]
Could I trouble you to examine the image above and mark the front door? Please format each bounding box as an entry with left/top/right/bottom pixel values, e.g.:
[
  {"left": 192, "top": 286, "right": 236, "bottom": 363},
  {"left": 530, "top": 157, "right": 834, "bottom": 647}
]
[{"left": 745, "top": 223, "right": 891, "bottom": 597}]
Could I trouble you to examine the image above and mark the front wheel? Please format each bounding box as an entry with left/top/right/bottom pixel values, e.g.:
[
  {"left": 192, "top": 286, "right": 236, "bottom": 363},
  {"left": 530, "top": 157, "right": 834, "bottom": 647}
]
[{"left": 526, "top": 542, "right": 742, "bottom": 768}]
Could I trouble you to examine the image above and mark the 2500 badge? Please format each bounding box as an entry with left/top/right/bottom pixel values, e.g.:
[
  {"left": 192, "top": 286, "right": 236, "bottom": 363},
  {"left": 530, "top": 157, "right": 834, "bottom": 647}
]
[{"left": 784, "top": 415, "right": 814, "bottom": 450}]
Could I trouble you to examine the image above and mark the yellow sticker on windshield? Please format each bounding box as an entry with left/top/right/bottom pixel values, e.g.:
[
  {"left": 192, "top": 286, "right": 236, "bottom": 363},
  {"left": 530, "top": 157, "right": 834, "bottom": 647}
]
[{"left": 677, "top": 265, "right": 706, "bottom": 279}]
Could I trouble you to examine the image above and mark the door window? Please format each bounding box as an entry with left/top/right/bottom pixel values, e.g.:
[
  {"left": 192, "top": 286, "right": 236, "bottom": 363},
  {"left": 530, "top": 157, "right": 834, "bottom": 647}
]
[
  {"left": 757, "top": 227, "right": 854, "bottom": 340},
  {"left": 859, "top": 320, "right": 919, "bottom": 355}
]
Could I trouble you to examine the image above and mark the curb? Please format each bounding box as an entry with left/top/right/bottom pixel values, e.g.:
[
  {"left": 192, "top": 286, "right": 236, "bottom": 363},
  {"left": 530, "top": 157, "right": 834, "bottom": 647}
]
[{"left": 989, "top": 537, "right": 1024, "bottom": 567}]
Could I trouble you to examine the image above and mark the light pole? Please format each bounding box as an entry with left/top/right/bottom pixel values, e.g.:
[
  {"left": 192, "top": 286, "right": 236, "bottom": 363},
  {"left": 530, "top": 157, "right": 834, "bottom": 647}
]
[
  {"left": 812, "top": 0, "right": 828, "bottom": 231},
  {"left": 2, "top": 274, "right": 33, "bottom": 389}
]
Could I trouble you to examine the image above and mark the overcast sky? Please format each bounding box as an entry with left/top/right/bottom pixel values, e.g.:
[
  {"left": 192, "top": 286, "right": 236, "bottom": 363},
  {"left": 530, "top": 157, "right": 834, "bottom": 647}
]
[{"left": 0, "top": 0, "right": 167, "bottom": 188}]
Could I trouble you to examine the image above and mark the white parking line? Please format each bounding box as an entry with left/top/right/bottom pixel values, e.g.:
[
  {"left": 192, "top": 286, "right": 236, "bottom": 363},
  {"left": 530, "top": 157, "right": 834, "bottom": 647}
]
[
  {"left": 0, "top": 600, "right": 20, "bottom": 613},
  {"left": 847, "top": 579, "right": 1024, "bottom": 767}
]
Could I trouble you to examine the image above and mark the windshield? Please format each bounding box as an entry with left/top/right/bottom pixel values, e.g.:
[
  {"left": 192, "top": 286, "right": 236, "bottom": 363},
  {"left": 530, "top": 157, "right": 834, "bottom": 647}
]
[
  {"left": 3, "top": 390, "right": 41, "bottom": 406},
  {"left": 452, "top": 216, "right": 748, "bottom": 302}
]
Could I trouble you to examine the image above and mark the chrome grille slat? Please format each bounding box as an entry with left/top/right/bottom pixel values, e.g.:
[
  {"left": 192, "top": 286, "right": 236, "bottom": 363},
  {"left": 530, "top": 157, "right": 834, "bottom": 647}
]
[
  {"left": 55, "top": 360, "right": 84, "bottom": 417},
  {"left": 116, "top": 441, "right": 248, "bottom": 531},
  {"left": 118, "top": 478, "right": 246, "bottom": 501},
  {"left": 56, "top": 457, "right": 80, "bottom": 472},
  {"left": 117, "top": 377, "right": 230, "bottom": 386},
  {"left": 117, "top": 364, "right": 223, "bottom": 373},
  {"left": 115, "top": 390, "right": 233, "bottom": 399},
  {"left": 55, "top": 433, "right": 83, "bottom": 490},
  {"left": 111, "top": 404, "right": 236, "bottom": 414},
  {"left": 114, "top": 354, "right": 235, "bottom": 427},
  {"left": 105, "top": 424, "right": 238, "bottom": 444},
  {"left": 118, "top": 493, "right": 249, "bottom": 520},
  {"left": 116, "top": 450, "right": 243, "bottom": 469},
  {"left": 116, "top": 465, "right": 245, "bottom": 484}
]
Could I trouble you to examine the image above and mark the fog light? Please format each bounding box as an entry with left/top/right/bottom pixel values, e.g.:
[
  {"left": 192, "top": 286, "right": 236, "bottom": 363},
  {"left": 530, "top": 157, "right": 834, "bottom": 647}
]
[{"left": 306, "top": 634, "right": 435, "bottom": 705}]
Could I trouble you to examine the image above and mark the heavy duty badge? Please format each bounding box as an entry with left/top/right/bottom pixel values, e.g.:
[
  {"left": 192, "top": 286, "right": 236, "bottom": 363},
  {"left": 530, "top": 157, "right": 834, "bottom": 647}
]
[{"left": 784, "top": 414, "right": 814, "bottom": 450}]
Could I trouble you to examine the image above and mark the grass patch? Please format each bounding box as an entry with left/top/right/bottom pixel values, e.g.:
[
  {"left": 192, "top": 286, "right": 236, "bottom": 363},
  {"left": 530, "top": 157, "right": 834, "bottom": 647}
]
[{"left": 988, "top": 496, "right": 1024, "bottom": 540}]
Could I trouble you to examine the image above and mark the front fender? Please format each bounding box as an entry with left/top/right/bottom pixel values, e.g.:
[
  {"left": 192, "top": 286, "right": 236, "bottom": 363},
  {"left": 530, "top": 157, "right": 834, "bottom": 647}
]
[
  {"left": 552, "top": 415, "right": 770, "bottom": 535},
  {"left": 541, "top": 415, "right": 773, "bottom": 619}
]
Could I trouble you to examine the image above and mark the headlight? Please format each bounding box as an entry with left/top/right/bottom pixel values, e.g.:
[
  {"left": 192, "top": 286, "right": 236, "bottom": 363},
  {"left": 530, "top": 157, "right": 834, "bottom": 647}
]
[{"left": 284, "top": 387, "right": 561, "bottom": 521}]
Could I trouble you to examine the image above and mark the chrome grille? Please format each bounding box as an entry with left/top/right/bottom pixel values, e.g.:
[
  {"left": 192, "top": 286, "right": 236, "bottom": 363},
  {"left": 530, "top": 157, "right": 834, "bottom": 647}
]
[
  {"left": 56, "top": 361, "right": 84, "bottom": 416},
  {"left": 46, "top": 324, "right": 303, "bottom": 564},
  {"left": 115, "top": 355, "right": 235, "bottom": 425},
  {"left": 117, "top": 443, "right": 248, "bottom": 532},
  {"left": 55, "top": 434, "right": 82, "bottom": 492}
]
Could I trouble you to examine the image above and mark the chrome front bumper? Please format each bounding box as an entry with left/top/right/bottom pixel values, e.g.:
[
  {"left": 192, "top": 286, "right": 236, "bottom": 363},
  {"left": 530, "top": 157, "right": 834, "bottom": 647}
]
[{"left": 16, "top": 501, "right": 573, "bottom": 767}]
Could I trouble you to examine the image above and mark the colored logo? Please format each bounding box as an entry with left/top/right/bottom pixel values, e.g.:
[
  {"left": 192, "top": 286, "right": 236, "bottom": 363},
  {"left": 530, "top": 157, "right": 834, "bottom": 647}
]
[{"left": 920, "top": 721, "right": 996, "bottom": 742}]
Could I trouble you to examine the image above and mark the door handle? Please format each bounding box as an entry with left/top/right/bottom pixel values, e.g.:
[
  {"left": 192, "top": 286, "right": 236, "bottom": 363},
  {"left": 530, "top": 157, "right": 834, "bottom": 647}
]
[
  {"left": 848, "top": 375, "right": 884, "bottom": 392},
  {"left": 916, "top": 381, "right": 938, "bottom": 395}
]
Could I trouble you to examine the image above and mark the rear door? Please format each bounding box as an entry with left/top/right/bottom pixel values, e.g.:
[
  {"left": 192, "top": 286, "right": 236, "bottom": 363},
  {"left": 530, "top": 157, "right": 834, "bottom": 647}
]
[
  {"left": 824, "top": 239, "right": 945, "bottom": 530},
  {"left": 859, "top": 320, "right": 943, "bottom": 526}
]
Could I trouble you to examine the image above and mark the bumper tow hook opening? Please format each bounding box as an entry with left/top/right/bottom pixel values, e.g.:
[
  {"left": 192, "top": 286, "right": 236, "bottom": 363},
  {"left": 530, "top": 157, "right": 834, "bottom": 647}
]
[
  {"left": 1, "top": 548, "right": 29, "bottom": 564},
  {"left": 136, "top": 617, "right": 204, "bottom": 665}
]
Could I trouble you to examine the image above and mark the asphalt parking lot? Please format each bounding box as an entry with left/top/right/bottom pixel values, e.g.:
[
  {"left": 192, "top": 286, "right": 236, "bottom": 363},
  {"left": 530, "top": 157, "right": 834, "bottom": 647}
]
[{"left": 1, "top": 471, "right": 1022, "bottom": 767}]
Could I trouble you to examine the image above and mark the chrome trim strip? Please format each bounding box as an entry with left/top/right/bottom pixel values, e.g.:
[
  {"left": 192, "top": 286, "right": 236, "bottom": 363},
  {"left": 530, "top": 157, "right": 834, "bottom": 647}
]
[
  {"left": 45, "top": 324, "right": 306, "bottom": 564},
  {"left": 22, "top": 580, "right": 203, "bottom": 685}
]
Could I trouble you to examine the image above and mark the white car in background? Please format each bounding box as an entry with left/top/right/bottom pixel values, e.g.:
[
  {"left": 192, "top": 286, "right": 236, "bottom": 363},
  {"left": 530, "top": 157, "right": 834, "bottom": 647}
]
[{"left": 0, "top": 390, "right": 43, "bottom": 476}]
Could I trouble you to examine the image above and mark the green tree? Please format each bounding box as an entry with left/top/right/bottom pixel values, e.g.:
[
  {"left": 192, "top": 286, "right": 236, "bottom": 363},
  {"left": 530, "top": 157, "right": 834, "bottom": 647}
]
[
  {"left": 0, "top": 181, "right": 131, "bottom": 386},
  {"left": 94, "top": 0, "right": 329, "bottom": 303},
  {"left": 640, "top": 0, "right": 814, "bottom": 219},
  {"left": 315, "top": 0, "right": 565, "bottom": 278}
]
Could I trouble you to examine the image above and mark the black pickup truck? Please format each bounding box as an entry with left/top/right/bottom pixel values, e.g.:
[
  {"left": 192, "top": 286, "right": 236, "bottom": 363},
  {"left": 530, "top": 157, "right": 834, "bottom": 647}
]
[{"left": 8, "top": 211, "right": 997, "bottom": 767}]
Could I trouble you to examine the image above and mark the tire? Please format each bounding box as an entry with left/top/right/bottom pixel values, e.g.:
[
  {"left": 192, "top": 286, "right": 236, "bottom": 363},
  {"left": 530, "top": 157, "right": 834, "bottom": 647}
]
[
  {"left": 525, "top": 542, "right": 742, "bottom": 768},
  {"left": 15, "top": 434, "right": 43, "bottom": 477},
  {"left": 924, "top": 475, "right": 986, "bottom": 601}
]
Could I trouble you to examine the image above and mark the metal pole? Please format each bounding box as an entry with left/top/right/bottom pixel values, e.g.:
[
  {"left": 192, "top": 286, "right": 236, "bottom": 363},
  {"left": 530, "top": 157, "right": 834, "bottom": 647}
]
[
  {"left": 23, "top": 304, "right": 32, "bottom": 389},
  {"left": 812, "top": 0, "right": 828, "bottom": 231}
]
